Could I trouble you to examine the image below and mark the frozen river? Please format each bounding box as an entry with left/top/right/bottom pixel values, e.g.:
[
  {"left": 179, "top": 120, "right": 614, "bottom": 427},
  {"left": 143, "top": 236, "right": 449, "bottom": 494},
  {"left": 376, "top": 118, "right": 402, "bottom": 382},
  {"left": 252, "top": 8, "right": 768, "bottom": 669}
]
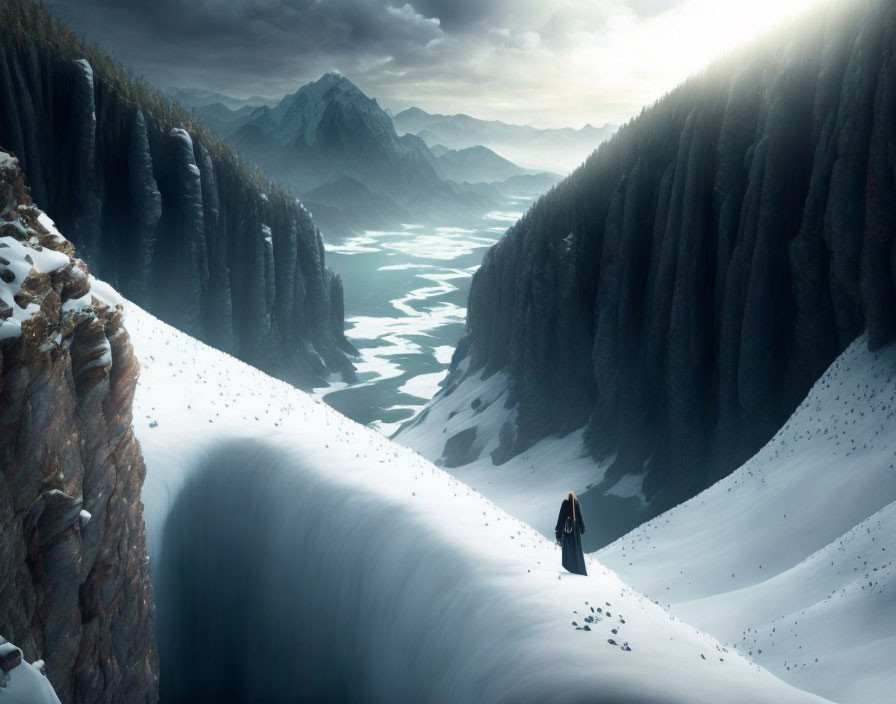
[{"left": 317, "top": 202, "right": 529, "bottom": 435}]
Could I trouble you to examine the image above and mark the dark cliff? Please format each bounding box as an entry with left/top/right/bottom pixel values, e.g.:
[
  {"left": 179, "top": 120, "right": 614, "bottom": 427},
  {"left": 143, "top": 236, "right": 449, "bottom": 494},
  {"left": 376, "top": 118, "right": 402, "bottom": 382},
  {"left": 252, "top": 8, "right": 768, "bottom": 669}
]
[
  {"left": 428, "top": 1, "right": 896, "bottom": 518},
  {"left": 0, "top": 151, "right": 157, "bottom": 701},
  {"left": 0, "top": 0, "right": 355, "bottom": 389}
]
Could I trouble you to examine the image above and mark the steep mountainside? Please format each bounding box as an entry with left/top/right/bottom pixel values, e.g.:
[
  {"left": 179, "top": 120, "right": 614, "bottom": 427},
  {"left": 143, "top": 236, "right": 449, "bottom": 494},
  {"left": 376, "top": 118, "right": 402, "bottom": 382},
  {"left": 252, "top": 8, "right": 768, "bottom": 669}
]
[
  {"left": 400, "top": 0, "right": 896, "bottom": 527},
  {"left": 0, "top": 151, "right": 157, "bottom": 702},
  {"left": 0, "top": 0, "right": 354, "bottom": 389}
]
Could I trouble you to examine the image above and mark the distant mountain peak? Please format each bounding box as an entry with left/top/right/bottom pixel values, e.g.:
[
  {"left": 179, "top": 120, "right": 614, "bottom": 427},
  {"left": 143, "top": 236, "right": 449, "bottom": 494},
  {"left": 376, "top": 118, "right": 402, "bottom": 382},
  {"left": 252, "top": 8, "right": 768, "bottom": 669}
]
[
  {"left": 261, "top": 72, "right": 378, "bottom": 146},
  {"left": 229, "top": 72, "right": 443, "bottom": 202},
  {"left": 302, "top": 71, "right": 363, "bottom": 98}
]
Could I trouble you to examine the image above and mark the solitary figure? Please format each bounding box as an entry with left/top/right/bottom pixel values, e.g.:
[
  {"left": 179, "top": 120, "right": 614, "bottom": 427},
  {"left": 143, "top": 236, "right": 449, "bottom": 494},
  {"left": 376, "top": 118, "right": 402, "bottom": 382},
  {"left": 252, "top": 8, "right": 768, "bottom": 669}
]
[{"left": 555, "top": 491, "right": 587, "bottom": 575}]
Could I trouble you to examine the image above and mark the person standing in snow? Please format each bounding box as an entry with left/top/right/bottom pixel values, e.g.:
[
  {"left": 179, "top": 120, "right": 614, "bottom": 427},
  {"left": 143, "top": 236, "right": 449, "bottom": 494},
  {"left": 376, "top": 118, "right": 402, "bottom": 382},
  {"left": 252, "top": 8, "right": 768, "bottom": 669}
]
[{"left": 555, "top": 492, "right": 587, "bottom": 575}]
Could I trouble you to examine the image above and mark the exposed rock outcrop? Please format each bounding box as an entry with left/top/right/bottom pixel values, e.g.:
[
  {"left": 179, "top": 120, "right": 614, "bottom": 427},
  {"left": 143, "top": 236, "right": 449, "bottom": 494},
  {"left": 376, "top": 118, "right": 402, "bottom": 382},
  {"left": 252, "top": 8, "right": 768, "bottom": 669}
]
[
  {"left": 0, "top": 150, "right": 158, "bottom": 702},
  {"left": 0, "top": 0, "right": 355, "bottom": 388},
  {"left": 406, "top": 0, "right": 896, "bottom": 522}
]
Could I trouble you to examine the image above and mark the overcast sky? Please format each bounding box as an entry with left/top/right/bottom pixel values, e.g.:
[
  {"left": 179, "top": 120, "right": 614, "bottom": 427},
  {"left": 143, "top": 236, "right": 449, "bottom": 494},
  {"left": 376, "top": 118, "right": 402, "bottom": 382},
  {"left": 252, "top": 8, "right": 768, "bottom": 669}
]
[{"left": 45, "top": 0, "right": 821, "bottom": 128}]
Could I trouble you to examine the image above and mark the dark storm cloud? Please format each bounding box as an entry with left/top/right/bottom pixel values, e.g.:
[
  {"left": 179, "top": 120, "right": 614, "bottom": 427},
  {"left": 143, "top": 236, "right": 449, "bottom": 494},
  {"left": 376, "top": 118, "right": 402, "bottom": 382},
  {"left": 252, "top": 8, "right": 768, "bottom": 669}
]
[
  {"left": 39, "top": 0, "right": 811, "bottom": 127},
  {"left": 43, "top": 0, "right": 447, "bottom": 97}
]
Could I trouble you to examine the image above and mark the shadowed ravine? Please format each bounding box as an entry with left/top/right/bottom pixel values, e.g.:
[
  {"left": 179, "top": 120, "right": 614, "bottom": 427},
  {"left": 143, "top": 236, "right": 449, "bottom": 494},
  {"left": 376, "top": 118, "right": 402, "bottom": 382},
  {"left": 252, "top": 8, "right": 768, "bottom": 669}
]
[
  {"left": 150, "top": 441, "right": 700, "bottom": 704},
  {"left": 403, "top": 0, "right": 896, "bottom": 531},
  {"left": 154, "top": 442, "right": 537, "bottom": 703}
]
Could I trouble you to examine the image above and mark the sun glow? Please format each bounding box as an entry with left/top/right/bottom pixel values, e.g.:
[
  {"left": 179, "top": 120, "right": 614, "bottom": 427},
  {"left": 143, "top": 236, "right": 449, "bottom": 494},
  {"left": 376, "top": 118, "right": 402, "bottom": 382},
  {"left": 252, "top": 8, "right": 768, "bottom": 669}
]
[
  {"left": 562, "top": 0, "right": 828, "bottom": 124},
  {"left": 655, "top": 0, "right": 825, "bottom": 75}
]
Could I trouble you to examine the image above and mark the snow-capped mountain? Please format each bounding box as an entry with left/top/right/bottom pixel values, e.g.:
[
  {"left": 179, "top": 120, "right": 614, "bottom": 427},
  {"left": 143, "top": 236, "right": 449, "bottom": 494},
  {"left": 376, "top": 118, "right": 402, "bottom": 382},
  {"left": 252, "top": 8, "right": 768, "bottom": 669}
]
[
  {"left": 195, "top": 74, "right": 564, "bottom": 236},
  {"left": 229, "top": 73, "right": 444, "bottom": 202}
]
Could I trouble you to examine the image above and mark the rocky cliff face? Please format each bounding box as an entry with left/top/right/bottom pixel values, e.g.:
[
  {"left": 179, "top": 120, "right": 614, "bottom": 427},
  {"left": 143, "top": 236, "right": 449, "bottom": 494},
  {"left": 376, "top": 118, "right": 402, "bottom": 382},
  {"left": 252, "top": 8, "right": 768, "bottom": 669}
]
[
  {"left": 0, "top": 151, "right": 157, "bottom": 702},
  {"left": 407, "top": 0, "right": 896, "bottom": 519},
  {"left": 0, "top": 2, "right": 355, "bottom": 388}
]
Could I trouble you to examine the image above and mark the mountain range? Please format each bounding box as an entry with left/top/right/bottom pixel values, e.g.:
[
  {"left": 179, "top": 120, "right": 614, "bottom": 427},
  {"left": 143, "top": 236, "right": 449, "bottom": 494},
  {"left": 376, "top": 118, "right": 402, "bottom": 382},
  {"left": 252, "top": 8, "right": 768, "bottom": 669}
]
[
  {"left": 187, "top": 75, "right": 571, "bottom": 236},
  {"left": 393, "top": 107, "right": 617, "bottom": 174},
  {"left": 230, "top": 73, "right": 443, "bottom": 201},
  {"left": 168, "top": 86, "right": 278, "bottom": 112}
]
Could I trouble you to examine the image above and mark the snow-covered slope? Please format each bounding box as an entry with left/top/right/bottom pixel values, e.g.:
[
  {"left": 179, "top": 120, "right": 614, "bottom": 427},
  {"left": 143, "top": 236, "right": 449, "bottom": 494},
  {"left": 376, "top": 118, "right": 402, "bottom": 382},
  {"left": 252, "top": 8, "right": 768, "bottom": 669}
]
[
  {"left": 122, "top": 301, "right": 827, "bottom": 702},
  {"left": 599, "top": 338, "right": 896, "bottom": 704},
  {"left": 397, "top": 363, "right": 612, "bottom": 542}
]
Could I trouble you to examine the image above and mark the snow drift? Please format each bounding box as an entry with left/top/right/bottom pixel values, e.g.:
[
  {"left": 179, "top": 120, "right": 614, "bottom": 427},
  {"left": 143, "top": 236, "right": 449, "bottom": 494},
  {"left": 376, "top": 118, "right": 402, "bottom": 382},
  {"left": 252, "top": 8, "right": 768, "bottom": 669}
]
[
  {"left": 600, "top": 337, "right": 896, "bottom": 704},
  {"left": 125, "top": 303, "right": 826, "bottom": 703},
  {"left": 397, "top": 335, "right": 896, "bottom": 704}
]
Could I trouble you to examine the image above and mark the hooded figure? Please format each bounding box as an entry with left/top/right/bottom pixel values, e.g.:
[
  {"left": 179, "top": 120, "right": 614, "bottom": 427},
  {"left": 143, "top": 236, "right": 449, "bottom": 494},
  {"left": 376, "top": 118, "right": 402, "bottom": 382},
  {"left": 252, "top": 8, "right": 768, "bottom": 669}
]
[{"left": 555, "top": 492, "right": 587, "bottom": 575}]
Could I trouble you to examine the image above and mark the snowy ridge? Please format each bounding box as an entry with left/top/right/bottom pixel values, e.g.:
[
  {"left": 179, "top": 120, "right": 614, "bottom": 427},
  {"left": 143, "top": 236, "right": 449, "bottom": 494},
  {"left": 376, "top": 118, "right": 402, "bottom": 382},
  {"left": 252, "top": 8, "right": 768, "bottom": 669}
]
[
  {"left": 600, "top": 337, "right": 896, "bottom": 704},
  {"left": 257, "top": 72, "right": 380, "bottom": 147},
  {"left": 126, "top": 301, "right": 826, "bottom": 702},
  {"left": 283, "top": 73, "right": 365, "bottom": 145}
]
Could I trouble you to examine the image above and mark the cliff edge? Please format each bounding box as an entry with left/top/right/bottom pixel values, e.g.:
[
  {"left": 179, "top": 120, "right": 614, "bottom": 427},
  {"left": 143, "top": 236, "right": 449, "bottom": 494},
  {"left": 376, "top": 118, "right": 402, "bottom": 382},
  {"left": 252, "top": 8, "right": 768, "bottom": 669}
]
[{"left": 0, "top": 149, "right": 157, "bottom": 702}]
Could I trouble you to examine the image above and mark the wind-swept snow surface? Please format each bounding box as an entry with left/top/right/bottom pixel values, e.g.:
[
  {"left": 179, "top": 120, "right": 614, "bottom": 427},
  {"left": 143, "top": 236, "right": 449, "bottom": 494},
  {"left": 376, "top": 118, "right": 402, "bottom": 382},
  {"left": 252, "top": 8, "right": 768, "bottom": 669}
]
[
  {"left": 124, "top": 304, "right": 827, "bottom": 702},
  {"left": 601, "top": 338, "right": 896, "bottom": 704}
]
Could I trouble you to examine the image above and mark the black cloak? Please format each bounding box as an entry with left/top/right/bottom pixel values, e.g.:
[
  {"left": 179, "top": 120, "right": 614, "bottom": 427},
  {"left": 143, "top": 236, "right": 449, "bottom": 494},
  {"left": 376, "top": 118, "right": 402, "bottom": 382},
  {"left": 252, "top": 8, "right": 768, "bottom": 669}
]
[{"left": 554, "top": 498, "right": 587, "bottom": 576}]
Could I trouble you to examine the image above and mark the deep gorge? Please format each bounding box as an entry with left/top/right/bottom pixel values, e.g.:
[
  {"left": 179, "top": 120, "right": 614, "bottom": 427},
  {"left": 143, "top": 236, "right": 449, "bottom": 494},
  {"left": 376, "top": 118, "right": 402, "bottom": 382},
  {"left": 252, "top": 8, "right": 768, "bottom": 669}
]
[{"left": 427, "top": 0, "right": 896, "bottom": 517}]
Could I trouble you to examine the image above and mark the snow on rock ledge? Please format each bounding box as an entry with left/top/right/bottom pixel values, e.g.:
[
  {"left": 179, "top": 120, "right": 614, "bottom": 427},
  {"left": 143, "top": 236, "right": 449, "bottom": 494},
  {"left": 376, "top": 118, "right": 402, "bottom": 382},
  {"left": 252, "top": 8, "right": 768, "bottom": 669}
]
[{"left": 0, "top": 150, "right": 158, "bottom": 702}]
